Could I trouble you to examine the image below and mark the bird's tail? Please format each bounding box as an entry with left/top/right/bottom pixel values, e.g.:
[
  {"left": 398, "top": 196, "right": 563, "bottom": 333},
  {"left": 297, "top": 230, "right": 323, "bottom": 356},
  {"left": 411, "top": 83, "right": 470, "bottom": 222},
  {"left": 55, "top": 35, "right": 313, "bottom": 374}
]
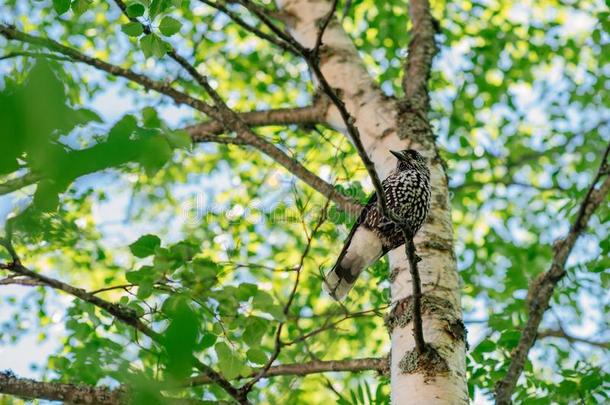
[
  {"left": 323, "top": 227, "right": 384, "bottom": 301},
  {"left": 323, "top": 263, "right": 358, "bottom": 301}
]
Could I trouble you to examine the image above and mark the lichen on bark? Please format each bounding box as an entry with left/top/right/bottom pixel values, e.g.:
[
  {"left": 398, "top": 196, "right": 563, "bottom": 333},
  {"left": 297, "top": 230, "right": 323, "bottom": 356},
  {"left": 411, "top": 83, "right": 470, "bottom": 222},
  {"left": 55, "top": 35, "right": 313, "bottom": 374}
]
[{"left": 398, "top": 344, "right": 449, "bottom": 378}]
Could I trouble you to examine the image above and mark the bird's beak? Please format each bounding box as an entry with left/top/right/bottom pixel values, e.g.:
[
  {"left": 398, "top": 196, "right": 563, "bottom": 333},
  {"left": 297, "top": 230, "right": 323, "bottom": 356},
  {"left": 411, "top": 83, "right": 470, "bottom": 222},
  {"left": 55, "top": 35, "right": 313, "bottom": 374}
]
[{"left": 390, "top": 150, "right": 405, "bottom": 161}]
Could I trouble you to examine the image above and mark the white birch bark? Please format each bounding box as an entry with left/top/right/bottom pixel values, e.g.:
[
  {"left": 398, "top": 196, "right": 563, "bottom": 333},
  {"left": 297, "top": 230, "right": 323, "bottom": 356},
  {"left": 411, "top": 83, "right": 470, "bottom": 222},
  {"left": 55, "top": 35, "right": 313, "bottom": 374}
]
[{"left": 275, "top": 0, "right": 468, "bottom": 403}]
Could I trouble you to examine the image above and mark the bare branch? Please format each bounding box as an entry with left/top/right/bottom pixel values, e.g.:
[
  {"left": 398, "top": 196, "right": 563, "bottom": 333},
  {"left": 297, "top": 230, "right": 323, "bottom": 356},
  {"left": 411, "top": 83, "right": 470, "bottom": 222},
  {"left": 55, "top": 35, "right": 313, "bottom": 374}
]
[
  {"left": 0, "top": 275, "right": 45, "bottom": 287},
  {"left": 0, "top": 172, "right": 41, "bottom": 197},
  {"left": 494, "top": 141, "right": 610, "bottom": 405},
  {"left": 0, "top": 260, "right": 154, "bottom": 336},
  {"left": 312, "top": 0, "right": 339, "bottom": 59},
  {"left": 538, "top": 329, "right": 610, "bottom": 350},
  {"left": 112, "top": 0, "right": 361, "bottom": 216},
  {"left": 0, "top": 372, "right": 231, "bottom": 405},
  {"left": 185, "top": 101, "right": 329, "bottom": 138},
  {"left": 185, "top": 357, "right": 388, "bottom": 386},
  {"left": 0, "top": 372, "right": 124, "bottom": 405}
]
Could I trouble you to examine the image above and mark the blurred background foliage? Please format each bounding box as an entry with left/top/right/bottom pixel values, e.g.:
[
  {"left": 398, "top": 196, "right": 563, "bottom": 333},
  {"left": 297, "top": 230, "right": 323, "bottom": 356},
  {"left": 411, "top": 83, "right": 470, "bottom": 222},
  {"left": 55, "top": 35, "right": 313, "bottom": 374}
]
[{"left": 0, "top": 0, "right": 608, "bottom": 403}]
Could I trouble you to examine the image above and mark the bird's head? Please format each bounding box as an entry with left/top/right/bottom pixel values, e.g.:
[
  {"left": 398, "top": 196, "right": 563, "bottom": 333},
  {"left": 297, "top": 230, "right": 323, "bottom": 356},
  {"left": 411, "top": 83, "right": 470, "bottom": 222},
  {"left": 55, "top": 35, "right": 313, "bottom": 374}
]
[{"left": 390, "top": 149, "right": 429, "bottom": 173}]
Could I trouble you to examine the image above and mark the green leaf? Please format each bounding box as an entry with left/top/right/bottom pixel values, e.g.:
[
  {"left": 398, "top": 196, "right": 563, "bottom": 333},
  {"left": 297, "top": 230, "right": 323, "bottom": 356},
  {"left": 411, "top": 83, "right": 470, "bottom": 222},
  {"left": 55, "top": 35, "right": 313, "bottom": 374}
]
[
  {"left": 236, "top": 283, "right": 258, "bottom": 301},
  {"left": 125, "top": 266, "right": 154, "bottom": 284},
  {"left": 129, "top": 234, "right": 161, "bottom": 258},
  {"left": 246, "top": 348, "right": 267, "bottom": 365},
  {"left": 243, "top": 316, "right": 267, "bottom": 347},
  {"left": 33, "top": 180, "right": 61, "bottom": 212},
  {"left": 108, "top": 114, "right": 137, "bottom": 141},
  {"left": 199, "top": 333, "right": 217, "bottom": 350},
  {"left": 75, "top": 108, "right": 102, "bottom": 124},
  {"left": 71, "top": 0, "right": 90, "bottom": 15},
  {"left": 136, "top": 280, "right": 153, "bottom": 299},
  {"left": 476, "top": 339, "right": 496, "bottom": 353},
  {"left": 215, "top": 342, "right": 243, "bottom": 380},
  {"left": 164, "top": 299, "right": 199, "bottom": 379},
  {"left": 149, "top": 0, "right": 169, "bottom": 19},
  {"left": 138, "top": 136, "right": 173, "bottom": 174},
  {"left": 52, "top": 0, "right": 71, "bottom": 14},
  {"left": 159, "top": 16, "right": 181, "bottom": 36},
  {"left": 126, "top": 2, "right": 145, "bottom": 17},
  {"left": 499, "top": 330, "right": 521, "bottom": 350},
  {"left": 122, "top": 22, "right": 144, "bottom": 37},
  {"left": 140, "top": 34, "right": 154, "bottom": 58},
  {"left": 166, "top": 130, "right": 192, "bottom": 150},
  {"left": 142, "top": 107, "right": 161, "bottom": 128},
  {"left": 140, "top": 34, "right": 167, "bottom": 58}
]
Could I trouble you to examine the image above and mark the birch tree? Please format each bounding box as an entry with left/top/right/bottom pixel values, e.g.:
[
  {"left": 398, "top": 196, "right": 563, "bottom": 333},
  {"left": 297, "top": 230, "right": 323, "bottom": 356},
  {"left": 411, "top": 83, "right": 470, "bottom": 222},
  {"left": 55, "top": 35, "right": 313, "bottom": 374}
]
[{"left": 0, "top": 0, "right": 608, "bottom": 404}]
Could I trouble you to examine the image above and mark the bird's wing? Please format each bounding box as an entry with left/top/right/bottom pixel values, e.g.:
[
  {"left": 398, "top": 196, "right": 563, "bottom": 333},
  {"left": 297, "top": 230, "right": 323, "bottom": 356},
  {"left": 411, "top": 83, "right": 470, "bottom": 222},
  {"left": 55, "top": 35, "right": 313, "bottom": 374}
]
[{"left": 332, "top": 192, "right": 378, "bottom": 268}]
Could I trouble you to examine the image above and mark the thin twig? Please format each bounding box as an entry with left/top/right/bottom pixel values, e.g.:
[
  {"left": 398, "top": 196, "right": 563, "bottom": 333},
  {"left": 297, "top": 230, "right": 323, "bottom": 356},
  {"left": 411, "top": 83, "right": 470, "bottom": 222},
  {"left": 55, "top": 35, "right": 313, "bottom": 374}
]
[
  {"left": 197, "top": 0, "right": 297, "bottom": 54},
  {"left": 312, "top": 0, "right": 339, "bottom": 59},
  {"left": 239, "top": 199, "right": 331, "bottom": 395}
]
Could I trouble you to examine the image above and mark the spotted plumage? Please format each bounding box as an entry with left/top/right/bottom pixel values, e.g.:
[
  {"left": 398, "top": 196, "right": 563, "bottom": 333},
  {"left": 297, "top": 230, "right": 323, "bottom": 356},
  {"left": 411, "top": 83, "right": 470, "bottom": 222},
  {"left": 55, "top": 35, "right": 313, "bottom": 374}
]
[{"left": 323, "top": 149, "right": 431, "bottom": 301}]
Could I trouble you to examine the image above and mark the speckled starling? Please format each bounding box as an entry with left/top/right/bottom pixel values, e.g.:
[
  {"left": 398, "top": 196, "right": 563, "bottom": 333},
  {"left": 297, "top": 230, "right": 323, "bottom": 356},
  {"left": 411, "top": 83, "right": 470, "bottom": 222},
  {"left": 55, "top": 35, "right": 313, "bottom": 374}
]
[{"left": 324, "top": 149, "right": 431, "bottom": 301}]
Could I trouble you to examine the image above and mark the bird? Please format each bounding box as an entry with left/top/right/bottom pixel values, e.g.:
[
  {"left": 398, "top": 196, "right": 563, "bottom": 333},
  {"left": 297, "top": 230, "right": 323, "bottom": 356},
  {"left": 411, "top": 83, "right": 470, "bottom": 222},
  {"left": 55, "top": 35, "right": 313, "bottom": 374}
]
[{"left": 323, "top": 149, "right": 431, "bottom": 301}]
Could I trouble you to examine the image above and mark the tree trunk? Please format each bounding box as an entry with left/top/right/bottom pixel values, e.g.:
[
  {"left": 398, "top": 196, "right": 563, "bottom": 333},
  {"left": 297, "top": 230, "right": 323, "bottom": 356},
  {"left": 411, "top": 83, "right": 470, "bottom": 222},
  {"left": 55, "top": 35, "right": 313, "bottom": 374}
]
[{"left": 276, "top": 0, "right": 468, "bottom": 403}]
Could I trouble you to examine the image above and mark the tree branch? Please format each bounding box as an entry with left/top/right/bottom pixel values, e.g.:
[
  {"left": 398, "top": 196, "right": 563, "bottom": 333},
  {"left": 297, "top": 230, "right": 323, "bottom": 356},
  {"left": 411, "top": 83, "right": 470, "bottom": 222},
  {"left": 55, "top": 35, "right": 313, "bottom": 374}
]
[
  {"left": 185, "top": 357, "right": 388, "bottom": 386},
  {"left": 494, "top": 141, "right": 610, "bottom": 405},
  {"left": 0, "top": 372, "right": 124, "bottom": 405},
  {"left": 0, "top": 51, "right": 73, "bottom": 62},
  {"left": 0, "top": 275, "right": 45, "bottom": 287},
  {"left": 191, "top": 128, "right": 362, "bottom": 214},
  {"left": 185, "top": 101, "right": 329, "bottom": 138},
  {"left": 0, "top": 172, "right": 41, "bottom": 197},
  {"left": 538, "top": 329, "right": 610, "bottom": 350},
  {"left": 0, "top": 260, "right": 154, "bottom": 336}
]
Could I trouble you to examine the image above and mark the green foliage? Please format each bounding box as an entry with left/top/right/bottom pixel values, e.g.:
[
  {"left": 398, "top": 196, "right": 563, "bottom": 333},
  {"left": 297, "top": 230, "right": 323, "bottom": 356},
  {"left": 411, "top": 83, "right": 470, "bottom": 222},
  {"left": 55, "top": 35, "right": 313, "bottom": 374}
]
[
  {"left": 159, "top": 16, "right": 182, "bottom": 36},
  {"left": 122, "top": 21, "right": 144, "bottom": 37},
  {"left": 129, "top": 234, "right": 162, "bottom": 258},
  {"left": 0, "top": 0, "right": 608, "bottom": 404}
]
